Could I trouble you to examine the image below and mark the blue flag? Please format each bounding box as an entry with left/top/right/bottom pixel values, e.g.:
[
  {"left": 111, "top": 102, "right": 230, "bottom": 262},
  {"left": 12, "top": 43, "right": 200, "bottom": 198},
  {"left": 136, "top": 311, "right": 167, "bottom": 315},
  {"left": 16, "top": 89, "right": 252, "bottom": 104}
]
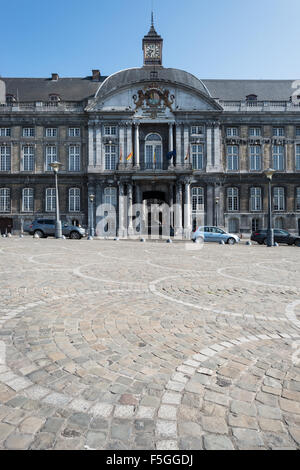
[{"left": 166, "top": 150, "right": 176, "bottom": 160}]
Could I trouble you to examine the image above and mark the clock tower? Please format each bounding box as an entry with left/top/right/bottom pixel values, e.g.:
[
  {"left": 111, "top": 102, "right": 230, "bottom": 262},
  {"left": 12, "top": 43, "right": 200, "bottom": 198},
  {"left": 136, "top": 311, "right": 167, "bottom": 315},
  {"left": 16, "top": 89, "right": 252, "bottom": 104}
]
[{"left": 142, "top": 13, "right": 163, "bottom": 66}]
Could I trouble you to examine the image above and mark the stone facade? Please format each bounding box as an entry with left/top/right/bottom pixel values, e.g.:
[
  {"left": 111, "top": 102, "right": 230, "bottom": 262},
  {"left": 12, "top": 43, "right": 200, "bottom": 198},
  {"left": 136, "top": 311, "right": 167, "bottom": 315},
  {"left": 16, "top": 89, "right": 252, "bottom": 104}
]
[{"left": 1, "top": 23, "right": 300, "bottom": 236}]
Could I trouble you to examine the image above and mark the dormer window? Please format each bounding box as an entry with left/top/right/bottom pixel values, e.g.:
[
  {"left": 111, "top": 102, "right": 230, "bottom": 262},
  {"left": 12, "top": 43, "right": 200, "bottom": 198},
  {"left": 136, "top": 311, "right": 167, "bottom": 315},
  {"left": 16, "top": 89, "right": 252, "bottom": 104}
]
[
  {"left": 246, "top": 94, "right": 258, "bottom": 102},
  {"left": 49, "top": 94, "right": 60, "bottom": 102},
  {"left": 6, "top": 94, "right": 16, "bottom": 104}
]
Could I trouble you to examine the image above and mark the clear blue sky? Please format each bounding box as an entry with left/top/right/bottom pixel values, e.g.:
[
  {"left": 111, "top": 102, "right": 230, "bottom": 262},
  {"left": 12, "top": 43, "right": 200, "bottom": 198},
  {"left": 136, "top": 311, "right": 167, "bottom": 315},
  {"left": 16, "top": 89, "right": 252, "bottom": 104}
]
[{"left": 1, "top": 0, "right": 299, "bottom": 79}]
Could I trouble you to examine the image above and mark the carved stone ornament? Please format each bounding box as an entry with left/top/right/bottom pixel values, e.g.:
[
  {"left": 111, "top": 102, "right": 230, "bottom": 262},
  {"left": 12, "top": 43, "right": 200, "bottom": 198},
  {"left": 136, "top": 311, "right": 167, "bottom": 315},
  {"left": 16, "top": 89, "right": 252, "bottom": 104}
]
[{"left": 133, "top": 85, "right": 174, "bottom": 113}]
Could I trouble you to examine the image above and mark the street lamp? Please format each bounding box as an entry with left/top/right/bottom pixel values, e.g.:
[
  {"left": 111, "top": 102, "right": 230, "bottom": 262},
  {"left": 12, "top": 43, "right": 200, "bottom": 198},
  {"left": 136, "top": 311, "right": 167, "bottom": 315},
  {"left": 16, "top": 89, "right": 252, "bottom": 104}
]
[
  {"left": 264, "top": 168, "right": 276, "bottom": 247},
  {"left": 88, "top": 193, "right": 95, "bottom": 240},
  {"left": 49, "top": 161, "right": 63, "bottom": 239},
  {"left": 215, "top": 196, "right": 220, "bottom": 227}
]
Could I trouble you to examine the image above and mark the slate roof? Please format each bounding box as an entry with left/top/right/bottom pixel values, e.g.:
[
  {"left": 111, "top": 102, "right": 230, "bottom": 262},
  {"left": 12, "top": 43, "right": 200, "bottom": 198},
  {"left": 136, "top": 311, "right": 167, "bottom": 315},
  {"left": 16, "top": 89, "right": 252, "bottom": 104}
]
[
  {"left": 202, "top": 79, "right": 296, "bottom": 101},
  {"left": 1, "top": 77, "right": 107, "bottom": 102},
  {"left": 95, "top": 67, "right": 211, "bottom": 98},
  {"left": 0, "top": 73, "right": 297, "bottom": 103}
]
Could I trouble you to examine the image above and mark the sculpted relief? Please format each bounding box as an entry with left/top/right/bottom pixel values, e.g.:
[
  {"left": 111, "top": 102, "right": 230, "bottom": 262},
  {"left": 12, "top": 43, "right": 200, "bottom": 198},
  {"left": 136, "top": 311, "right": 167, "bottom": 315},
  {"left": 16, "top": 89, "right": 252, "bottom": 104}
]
[{"left": 133, "top": 85, "right": 175, "bottom": 117}]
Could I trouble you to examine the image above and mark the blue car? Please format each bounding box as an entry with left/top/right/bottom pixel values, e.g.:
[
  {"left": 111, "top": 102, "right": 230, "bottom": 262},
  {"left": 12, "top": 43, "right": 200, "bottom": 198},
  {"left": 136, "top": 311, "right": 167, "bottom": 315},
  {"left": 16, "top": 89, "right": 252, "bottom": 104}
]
[{"left": 192, "top": 226, "right": 240, "bottom": 244}]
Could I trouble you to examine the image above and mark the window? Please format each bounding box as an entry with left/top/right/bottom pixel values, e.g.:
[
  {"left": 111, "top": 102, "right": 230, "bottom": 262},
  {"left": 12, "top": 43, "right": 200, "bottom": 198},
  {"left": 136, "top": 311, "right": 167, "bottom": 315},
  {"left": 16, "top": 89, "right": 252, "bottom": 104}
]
[
  {"left": 249, "top": 145, "right": 261, "bottom": 171},
  {"left": 0, "top": 146, "right": 11, "bottom": 171},
  {"left": 226, "top": 127, "right": 238, "bottom": 137},
  {"left": 273, "top": 145, "right": 285, "bottom": 171},
  {"left": 104, "top": 187, "right": 117, "bottom": 206},
  {"left": 249, "top": 128, "right": 261, "bottom": 137},
  {"left": 296, "top": 127, "right": 300, "bottom": 137},
  {"left": 105, "top": 145, "right": 117, "bottom": 170},
  {"left": 192, "top": 187, "right": 204, "bottom": 212},
  {"left": 191, "top": 126, "right": 204, "bottom": 135},
  {"left": 296, "top": 144, "right": 300, "bottom": 170},
  {"left": 273, "top": 187, "right": 285, "bottom": 211},
  {"left": 23, "top": 128, "right": 35, "bottom": 137},
  {"left": 45, "top": 146, "right": 57, "bottom": 171},
  {"left": 0, "top": 128, "right": 11, "bottom": 137},
  {"left": 22, "top": 188, "right": 34, "bottom": 212},
  {"left": 69, "top": 145, "right": 80, "bottom": 171},
  {"left": 49, "top": 94, "right": 60, "bottom": 102},
  {"left": 45, "top": 128, "right": 57, "bottom": 137},
  {"left": 69, "top": 128, "right": 80, "bottom": 137},
  {"left": 252, "top": 218, "right": 260, "bottom": 231},
  {"left": 273, "top": 127, "right": 284, "bottom": 137},
  {"left": 6, "top": 95, "right": 15, "bottom": 104},
  {"left": 250, "top": 187, "right": 262, "bottom": 211},
  {"left": 0, "top": 188, "right": 10, "bottom": 212},
  {"left": 46, "top": 188, "right": 56, "bottom": 212},
  {"left": 104, "top": 126, "right": 117, "bottom": 136},
  {"left": 246, "top": 94, "right": 258, "bottom": 102},
  {"left": 296, "top": 188, "right": 300, "bottom": 211},
  {"left": 144, "top": 134, "right": 162, "bottom": 169},
  {"left": 23, "top": 146, "right": 35, "bottom": 171},
  {"left": 227, "top": 145, "right": 239, "bottom": 170},
  {"left": 227, "top": 187, "right": 239, "bottom": 211},
  {"left": 191, "top": 144, "right": 204, "bottom": 170},
  {"left": 69, "top": 188, "right": 80, "bottom": 212}
]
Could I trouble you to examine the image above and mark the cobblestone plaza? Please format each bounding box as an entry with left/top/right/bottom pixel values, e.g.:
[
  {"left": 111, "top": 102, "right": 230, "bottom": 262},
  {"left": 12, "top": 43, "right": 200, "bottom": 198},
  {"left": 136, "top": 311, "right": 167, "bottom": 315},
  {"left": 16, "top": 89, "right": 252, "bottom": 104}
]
[{"left": 0, "top": 238, "right": 300, "bottom": 450}]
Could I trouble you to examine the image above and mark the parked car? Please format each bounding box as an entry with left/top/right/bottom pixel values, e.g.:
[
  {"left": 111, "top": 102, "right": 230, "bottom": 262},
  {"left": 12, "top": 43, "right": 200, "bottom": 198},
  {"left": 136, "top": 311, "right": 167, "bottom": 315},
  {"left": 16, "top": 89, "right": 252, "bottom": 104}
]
[
  {"left": 191, "top": 226, "right": 240, "bottom": 244},
  {"left": 25, "top": 219, "right": 86, "bottom": 239},
  {"left": 251, "top": 229, "right": 300, "bottom": 246}
]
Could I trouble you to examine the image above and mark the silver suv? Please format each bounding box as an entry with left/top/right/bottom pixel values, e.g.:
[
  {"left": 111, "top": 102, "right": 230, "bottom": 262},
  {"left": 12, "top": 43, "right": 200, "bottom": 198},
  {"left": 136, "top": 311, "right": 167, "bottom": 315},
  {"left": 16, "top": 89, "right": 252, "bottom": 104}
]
[{"left": 26, "top": 219, "right": 86, "bottom": 239}]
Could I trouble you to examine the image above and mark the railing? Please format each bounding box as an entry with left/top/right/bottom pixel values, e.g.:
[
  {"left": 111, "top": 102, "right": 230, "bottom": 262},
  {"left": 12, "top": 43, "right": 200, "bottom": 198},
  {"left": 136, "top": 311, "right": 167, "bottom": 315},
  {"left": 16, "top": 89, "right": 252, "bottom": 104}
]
[
  {"left": 219, "top": 100, "right": 300, "bottom": 112},
  {"left": 0, "top": 102, "right": 84, "bottom": 112}
]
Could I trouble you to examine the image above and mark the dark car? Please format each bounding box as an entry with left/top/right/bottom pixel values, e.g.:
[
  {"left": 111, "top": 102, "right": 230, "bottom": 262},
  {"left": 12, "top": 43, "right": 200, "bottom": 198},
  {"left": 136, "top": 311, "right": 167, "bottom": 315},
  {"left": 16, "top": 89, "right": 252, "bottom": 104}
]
[
  {"left": 251, "top": 229, "right": 300, "bottom": 246},
  {"left": 25, "top": 219, "right": 86, "bottom": 239}
]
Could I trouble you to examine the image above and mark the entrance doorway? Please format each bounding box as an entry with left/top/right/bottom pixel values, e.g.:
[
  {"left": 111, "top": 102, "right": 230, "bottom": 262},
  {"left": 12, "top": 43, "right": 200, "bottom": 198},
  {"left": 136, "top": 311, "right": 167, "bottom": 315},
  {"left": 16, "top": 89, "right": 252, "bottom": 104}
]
[
  {"left": 0, "top": 218, "right": 13, "bottom": 235},
  {"left": 142, "top": 191, "right": 172, "bottom": 237}
]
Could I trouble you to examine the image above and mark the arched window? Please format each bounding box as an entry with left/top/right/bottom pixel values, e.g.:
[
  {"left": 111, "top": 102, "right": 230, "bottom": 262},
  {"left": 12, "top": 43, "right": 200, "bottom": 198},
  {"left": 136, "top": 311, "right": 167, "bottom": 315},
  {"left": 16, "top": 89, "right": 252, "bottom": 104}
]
[
  {"left": 250, "top": 187, "right": 262, "bottom": 211},
  {"left": 227, "top": 187, "right": 239, "bottom": 211},
  {"left": 104, "top": 187, "right": 117, "bottom": 206},
  {"left": 69, "top": 188, "right": 80, "bottom": 212},
  {"left": 246, "top": 94, "right": 258, "bottom": 104},
  {"left": 144, "top": 133, "right": 162, "bottom": 169},
  {"left": 0, "top": 188, "right": 10, "bottom": 212},
  {"left": 22, "top": 188, "right": 34, "bottom": 212}
]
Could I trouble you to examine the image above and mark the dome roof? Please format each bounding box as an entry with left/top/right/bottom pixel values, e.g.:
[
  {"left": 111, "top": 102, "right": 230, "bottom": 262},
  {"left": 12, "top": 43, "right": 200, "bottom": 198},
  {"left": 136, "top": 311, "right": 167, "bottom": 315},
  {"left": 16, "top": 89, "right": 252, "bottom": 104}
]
[{"left": 95, "top": 67, "right": 211, "bottom": 99}]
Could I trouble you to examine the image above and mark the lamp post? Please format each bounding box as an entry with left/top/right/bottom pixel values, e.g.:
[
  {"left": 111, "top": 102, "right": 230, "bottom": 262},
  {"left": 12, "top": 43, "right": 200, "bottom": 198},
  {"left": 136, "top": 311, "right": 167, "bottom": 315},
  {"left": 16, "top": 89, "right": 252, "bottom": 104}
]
[
  {"left": 264, "top": 168, "right": 276, "bottom": 247},
  {"left": 88, "top": 193, "right": 95, "bottom": 240},
  {"left": 49, "top": 161, "right": 63, "bottom": 239},
  {"left": 215, "top": 196, "right": 220, "bottom": 227}
]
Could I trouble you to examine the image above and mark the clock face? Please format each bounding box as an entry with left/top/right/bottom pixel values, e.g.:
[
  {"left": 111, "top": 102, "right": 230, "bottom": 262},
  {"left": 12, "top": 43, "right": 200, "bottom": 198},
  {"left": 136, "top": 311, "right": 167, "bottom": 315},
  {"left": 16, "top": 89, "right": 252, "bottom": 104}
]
[{"left": 145, "top": 44, "right": 160, "bottom": 59}]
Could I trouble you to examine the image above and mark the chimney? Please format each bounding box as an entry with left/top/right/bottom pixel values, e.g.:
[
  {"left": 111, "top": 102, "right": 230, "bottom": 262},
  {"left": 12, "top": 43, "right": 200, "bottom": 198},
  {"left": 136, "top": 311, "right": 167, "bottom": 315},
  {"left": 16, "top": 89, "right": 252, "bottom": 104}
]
[
  {"left": 92, "top": 69, "right": 101, "bottom": 81},
  {"left": 51, "top": 73, "right": 59, "bottom": 81}
]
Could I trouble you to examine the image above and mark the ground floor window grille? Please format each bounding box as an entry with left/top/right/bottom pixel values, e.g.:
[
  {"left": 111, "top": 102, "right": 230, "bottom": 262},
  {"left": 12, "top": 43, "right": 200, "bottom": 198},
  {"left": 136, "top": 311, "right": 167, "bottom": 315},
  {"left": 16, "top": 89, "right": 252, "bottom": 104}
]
[
  {"left": 273, "top": 187, "right": 285, "bottom": 211},
  {"left": 250, "top": 187, "right": 262, "bottom": 211},
  {"left": 46, "top": 188, "right": 56, "bottom": 212},
  {"left": 252, "top": 218, "right": 260, "bottom": 231},
  {"left": 22, "top": 188, "right": 34, "bottom": 212},
  {"left": 192, "top": 187, "right": 204, "bottom": 212},
  {"left": 0, "top": 188, "right": 10, "bottom": 212}
]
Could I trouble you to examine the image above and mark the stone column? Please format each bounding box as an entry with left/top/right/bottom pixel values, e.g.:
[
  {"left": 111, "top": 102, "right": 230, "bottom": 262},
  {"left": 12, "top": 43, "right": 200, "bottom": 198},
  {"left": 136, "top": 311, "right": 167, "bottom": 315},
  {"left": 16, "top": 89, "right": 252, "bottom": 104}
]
[
  {"left": 215, "top": 185, "right": 225, "bottom": 228},
  {"left": 174, "top": 182, "right": 183, "bottom": 237},
  {"left": 183, "top": 125, "right": 189, "bottom": 166},
  {"left": 206, "top": 184, "right": 214, "bottom": 226},
  {"left": 206, "top": 124, "right": 213, "bottom": 171},
  {"left": 213, "top": 123, "right": 222, "bottom": 171},
  {"left": 118, "top": 182, "right": 125, "bottom": 238},
  {"left": 184, "top": 180, "right": 192, "bottom": 239},
  {"left": 175, "top": 123, "right": 181, "bottom": 168},
  {"left": 127, "top": 182, "right": 134, "bottom": 235},
  {"left": 95, "top": 124, "right": 102, "bottom": 167},
  {"left": 134, "top": 123, "right": 140, "bottom": 168},
  {"left": 119, "top": 124, "right": 125, "bottom": 167},
  {"left": 168, "top": 123, "right": 174, "bottom": 168},
  {"left": 127, "top": 123, "right": 133, "bottom": 167},
  {"left": 95, "top": 181, "right": 103, "bottom": 236},
  {"left": 88, "top": 124, "right": 94, "bottom": 167}
]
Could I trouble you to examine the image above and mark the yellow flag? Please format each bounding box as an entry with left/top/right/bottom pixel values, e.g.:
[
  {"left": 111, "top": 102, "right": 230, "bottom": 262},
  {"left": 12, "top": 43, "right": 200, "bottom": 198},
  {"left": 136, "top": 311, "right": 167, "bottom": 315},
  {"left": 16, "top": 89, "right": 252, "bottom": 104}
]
[{"left": 153, "top": 150, "right": 156, "bottom": 162}]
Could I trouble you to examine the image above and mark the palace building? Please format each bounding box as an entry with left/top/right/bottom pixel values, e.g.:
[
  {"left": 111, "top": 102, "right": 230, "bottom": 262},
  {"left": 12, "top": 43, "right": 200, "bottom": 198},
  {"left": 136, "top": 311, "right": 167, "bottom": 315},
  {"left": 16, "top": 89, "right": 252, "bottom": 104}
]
[{"left": 1, "top": 20, "right": 300, "bottom": 237}]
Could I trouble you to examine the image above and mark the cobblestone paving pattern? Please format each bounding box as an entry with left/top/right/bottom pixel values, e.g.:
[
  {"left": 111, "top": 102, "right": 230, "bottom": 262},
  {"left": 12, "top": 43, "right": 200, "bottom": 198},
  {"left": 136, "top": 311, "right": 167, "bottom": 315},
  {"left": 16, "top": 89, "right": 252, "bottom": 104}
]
[{"left": 0, "top": 237, "right": 300, "bottom": 450}]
